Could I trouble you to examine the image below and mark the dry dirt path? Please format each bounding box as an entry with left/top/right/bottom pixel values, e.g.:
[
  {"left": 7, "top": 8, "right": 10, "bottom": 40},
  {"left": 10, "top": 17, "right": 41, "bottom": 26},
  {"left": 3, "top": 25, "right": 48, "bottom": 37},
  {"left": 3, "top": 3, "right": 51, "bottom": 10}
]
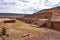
[{"left": 0, "top": 19, "right": 60, "bottom": 40}]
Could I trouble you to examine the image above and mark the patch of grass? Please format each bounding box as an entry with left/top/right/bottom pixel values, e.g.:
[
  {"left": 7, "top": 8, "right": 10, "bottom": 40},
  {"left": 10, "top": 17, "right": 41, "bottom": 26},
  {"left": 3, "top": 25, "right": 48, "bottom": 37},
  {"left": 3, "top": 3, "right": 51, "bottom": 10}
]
[
  {"left": 4, "top": 19, "right": 42, "bottom": 40},
  {"left": 6, "top": 32, "right": 22, "bottom": 40}
]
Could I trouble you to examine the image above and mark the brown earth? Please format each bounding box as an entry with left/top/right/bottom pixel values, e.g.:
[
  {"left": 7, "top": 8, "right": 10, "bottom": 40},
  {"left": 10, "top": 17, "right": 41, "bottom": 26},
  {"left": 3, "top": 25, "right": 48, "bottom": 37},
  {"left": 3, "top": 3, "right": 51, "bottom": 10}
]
[
  {"left": 0, "top": 18, "right": 60, "bottom": 40},
  {"left": 19, "top": 28, "right": 60, "bottom": 40}
]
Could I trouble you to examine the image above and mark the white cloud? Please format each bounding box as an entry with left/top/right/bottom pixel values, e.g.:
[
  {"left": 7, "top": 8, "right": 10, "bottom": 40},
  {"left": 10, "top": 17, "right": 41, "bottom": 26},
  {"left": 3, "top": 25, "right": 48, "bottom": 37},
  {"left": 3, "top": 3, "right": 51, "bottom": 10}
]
[
  {"left": 45, "top": 0, "right": 60, "bottom": 6},
  {"left": 0, "top": 0, "right": 60, "bottom": 14}
]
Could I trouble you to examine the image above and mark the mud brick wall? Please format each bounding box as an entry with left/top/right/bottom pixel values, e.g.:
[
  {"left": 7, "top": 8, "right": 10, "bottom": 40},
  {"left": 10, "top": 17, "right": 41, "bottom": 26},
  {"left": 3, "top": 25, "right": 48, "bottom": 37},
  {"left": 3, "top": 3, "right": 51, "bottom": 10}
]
[
  {"left": 23, "top": 13, "right": 47, "bottom": 19},
  {"left": 53, "top": 21, "right": 60, "bottom": 31},
  {"left": 4, "top": 20, "right": 15, "bottom": 23},
  {"left": 17, "top": 13, "right": 48, "bottom": 24},
  {"left": 17, "top": 18, "right": 34, "bottom": 24}
]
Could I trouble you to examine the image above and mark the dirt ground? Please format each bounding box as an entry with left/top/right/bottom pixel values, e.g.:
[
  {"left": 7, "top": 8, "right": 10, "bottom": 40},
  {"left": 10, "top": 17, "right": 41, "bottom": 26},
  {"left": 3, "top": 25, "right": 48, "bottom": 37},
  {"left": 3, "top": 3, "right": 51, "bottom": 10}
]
[
  {"left": 0, "top": 18, "right": 60, "bottom": 40},
  {"left": 5, "top": 28, "right": 60, "bottom": 40}
]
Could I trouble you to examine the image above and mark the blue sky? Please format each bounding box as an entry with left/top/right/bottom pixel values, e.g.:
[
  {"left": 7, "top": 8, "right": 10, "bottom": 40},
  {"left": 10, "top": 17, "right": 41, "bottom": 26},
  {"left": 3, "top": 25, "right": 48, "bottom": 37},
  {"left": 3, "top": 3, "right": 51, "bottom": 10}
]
[{"left": 0, "top": 0, "right": 60, "bottom": 14}]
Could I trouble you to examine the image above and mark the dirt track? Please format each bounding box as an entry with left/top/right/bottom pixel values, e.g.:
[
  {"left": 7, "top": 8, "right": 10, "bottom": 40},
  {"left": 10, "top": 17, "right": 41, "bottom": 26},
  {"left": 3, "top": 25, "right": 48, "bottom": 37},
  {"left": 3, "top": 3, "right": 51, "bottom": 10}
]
[
  {"left": 21, "top": 28, "right": 60, "bottom": 40},
  {"left": 0, "top": 26, "right": 60, "bottom": 40}
]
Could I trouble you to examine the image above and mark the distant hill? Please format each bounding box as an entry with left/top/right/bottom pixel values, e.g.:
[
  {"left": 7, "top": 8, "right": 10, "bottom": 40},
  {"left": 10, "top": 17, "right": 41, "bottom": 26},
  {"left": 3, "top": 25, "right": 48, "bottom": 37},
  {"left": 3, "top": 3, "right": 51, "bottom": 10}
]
[
  {"left": 0, "top": 13, "right": 27, "bottom": 16},
  {"left": 0, "top": 13, "right": 29, "bottom": 18}
]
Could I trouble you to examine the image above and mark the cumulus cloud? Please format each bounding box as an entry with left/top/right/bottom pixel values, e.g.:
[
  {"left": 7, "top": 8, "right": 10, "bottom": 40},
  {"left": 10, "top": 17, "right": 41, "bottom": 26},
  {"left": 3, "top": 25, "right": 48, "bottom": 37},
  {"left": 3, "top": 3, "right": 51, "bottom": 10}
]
[{"left": 0, "top": 0, "right": 60, "bottom": 14}]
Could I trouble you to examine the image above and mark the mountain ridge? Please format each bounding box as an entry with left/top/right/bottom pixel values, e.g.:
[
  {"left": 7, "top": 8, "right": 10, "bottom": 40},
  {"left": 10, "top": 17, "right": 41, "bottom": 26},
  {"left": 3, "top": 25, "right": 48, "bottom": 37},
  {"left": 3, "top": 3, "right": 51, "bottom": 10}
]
[
  {"left": 20, "top": 6, "right": 60, "bottom": 19},
  {"left": 34, "top": 6, "right": 60, "bottom": 14}
]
